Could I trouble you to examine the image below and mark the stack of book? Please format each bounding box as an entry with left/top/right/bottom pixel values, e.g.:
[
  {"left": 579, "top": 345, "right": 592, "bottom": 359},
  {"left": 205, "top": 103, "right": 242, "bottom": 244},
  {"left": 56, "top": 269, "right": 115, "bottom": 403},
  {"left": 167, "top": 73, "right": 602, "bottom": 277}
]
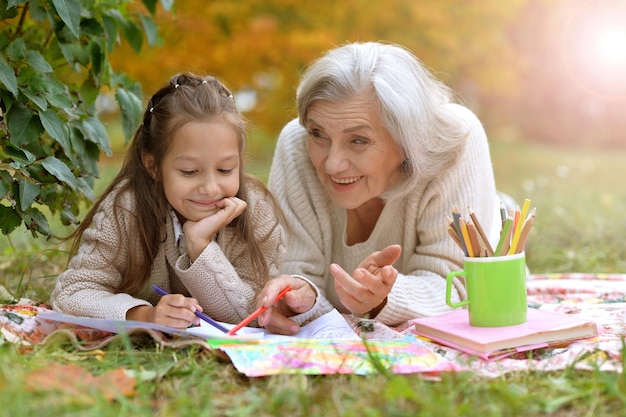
[{"left": 410, "top": 308, "right": 599, "bottom": 360}]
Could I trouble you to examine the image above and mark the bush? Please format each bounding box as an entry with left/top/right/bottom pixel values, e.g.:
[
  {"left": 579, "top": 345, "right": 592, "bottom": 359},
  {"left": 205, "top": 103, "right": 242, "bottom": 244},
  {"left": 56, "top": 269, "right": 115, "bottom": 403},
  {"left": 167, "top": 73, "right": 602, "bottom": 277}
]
[{"left": 0, "top": 0, "right": 172, "bottom": 238}]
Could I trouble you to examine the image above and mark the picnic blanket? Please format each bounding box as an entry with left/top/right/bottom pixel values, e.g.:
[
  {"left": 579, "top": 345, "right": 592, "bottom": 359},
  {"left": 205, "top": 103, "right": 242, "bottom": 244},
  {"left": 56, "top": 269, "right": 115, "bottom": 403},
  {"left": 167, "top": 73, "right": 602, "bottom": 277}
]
[
  {"left": 1, "top": 273, "right": 625, "bottom": 377},
  {"left": 420, "top": 273, "right": 626, "bottom": 377}
]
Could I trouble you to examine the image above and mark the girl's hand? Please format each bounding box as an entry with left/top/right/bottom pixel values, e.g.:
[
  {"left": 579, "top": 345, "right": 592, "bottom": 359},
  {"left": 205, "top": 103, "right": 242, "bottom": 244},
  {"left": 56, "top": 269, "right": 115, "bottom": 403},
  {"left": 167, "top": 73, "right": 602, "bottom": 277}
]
[
  {"left": 126, "top": 294, "right": 202, "bottom": 329},
  {"left": 256, "top": 275, "right": 317, "bottom": 335},
  {"left": 332, "top": 244, "right": 402, "bottom": 316},
  {"left": 184, "top": 197, "right": 247, "bottom": 261}
]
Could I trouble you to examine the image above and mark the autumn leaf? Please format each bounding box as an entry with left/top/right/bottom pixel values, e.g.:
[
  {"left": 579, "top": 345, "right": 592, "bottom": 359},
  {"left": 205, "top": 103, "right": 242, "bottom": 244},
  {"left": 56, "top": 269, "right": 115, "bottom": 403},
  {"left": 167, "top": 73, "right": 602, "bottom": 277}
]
[{"left": 24, "top": 364, "right": 136, "bottom": 402}]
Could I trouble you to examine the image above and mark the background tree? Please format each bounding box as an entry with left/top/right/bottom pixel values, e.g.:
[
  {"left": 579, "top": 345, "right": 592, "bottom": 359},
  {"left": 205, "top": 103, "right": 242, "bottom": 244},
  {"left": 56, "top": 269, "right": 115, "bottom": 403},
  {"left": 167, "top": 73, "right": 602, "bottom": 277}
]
[
  {"left": 110, "top": 0, "right": 525, "bottom": 144},
  {"left": 112, "top": 0, "right": 626, "bottom": 151},
  {"left": 0, "top": 0, "right": 172, "bottom": 238}
]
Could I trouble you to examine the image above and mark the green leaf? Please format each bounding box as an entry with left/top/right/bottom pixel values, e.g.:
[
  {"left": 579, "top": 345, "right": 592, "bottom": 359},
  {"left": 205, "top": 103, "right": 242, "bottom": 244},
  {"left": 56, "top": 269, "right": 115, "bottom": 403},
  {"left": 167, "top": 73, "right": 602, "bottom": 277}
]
[
  {"left": 80, "top": 140, "right": 102, "bottom": 177},
  {"left": 40, "top": 156, "right": 77, "bottom": 189},
  {"left": 6, "top": 38, "right": 26, "bottom": 61},
  {"left": 79, "top": 78, "right": 99, "bottom": 107},
  {"left": 139, "top": 15, "right": 160, "bottom": 47},
  {"left": 112, "top": 72, "right": 143, "bottom": 98},
  {"left": 0, "top": 205, "right": 21, "bottom": 235},
  {"left": 80, "top": 17, "right": 105, "bottom": 37},
  {"left": 21, "top": 88, "right": 48, "bottom": 111},
  {"left": 39, "top": 75, "right": 66, "bottom": 95},
  {"left": 0, "top": 89, "right": 14, "bottom": 112},
  {"left": 76, "top": 177, "right": 95, "bottom": 201},
  {"left": 160, "top": 0, "right": 174, "bottom": 12},
  {"left": 28, "top": 0, "right": 47, "bottom": 21},
  {"left": 38, "top": 109, "right": 67, "bottom": 145},
  {"left": 59, "top": 42, "right": 90, "bottom": 66},
  {"left": 0, "top": 55, "right": 18, "bottom": 96},
  {"left": 7, "top": 0, "right": 26, "bottom": 8},
  {"left": 88, "top": 40, "right": 104, "bottom": 77},
  {"left": 0, "top": 33, "right": 9, "bottom": 51},
  {"left": 29, "top": 75, "right": 73, "bottom": 110},
  {"left": 120, "top": 20, "right": 143, "bottom": 54},
  {"left": 18, "top": 177, "right": 40, "bottom": 211},
  {"left": 7, "top": 103, "right": 43, "bottom": 146},
  {"left": 24, "top": 206, "right": 50, "bottom": 237},
  {"left": 60, "top": 203, "right": 78, "bottom": 226},
  {"left": 115, "top": 88, "right": 142, "bottom": 141},
  {"left": 26, "top": 50, "right": 53, "bottom": 73},
  {"left": 142, "top": 0, "right": 157, "bottom": 15},
  {"left": 2, "top": 142, "right": 36, "bottom": 163},
  {"left": 0, "top": 170, "right": 13, "bottom": 198},
  {"left": 52, "top": 0, "right": 81, "bottom": 39},
  {"left": 1, "top": 2, "right": 19, "bottom": 19},
  {"left": 82, "top": 117, "right": 112, "bottom": 156},
  {"left": 46, "top": 91, "right": 73, "bottom": 110},
  {"left": 101, "top": 15, "right": 118, "bottom": 53}
]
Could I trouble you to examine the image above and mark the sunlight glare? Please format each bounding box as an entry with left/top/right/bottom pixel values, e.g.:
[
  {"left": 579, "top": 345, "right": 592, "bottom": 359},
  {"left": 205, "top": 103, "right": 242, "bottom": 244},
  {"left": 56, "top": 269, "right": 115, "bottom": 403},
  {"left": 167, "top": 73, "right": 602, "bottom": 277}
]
[
  {"left": 562, "top": 0, "right": 626, "bottom": 99},
  {"left": 596, "top": 26, "right": 626, "bottom": 66}
]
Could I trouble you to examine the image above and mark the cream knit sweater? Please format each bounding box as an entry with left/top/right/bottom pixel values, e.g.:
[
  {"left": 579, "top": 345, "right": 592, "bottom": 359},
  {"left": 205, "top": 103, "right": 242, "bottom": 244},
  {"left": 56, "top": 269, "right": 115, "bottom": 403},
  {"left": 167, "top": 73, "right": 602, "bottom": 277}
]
[
  {"left": 268, "top": 104, "right": 501, "bottom": 326},
  {"left": 50, "top": 180, "right": 285, "bottom": 325}
]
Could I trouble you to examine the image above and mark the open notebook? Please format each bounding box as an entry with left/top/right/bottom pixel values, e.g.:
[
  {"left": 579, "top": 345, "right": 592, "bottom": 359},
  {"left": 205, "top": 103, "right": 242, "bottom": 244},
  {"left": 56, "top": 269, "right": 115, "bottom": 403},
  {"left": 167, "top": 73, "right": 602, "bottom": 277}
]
[
  {"left": 36, "top": 309, "right": 457, "bottom": 376},
  {"left": 37, "top": 308, "right": 360, "bottom": 342}
]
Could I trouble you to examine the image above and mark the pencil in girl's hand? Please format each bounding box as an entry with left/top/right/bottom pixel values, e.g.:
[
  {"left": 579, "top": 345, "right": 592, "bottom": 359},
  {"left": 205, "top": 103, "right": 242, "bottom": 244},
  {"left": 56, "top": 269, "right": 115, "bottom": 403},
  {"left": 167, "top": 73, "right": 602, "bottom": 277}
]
[
  {"left": 152, "top": 285, "right": 228, "bottom": 333},
  {"left": 227, "top": 286, "right": 292, "bottom": 336}
]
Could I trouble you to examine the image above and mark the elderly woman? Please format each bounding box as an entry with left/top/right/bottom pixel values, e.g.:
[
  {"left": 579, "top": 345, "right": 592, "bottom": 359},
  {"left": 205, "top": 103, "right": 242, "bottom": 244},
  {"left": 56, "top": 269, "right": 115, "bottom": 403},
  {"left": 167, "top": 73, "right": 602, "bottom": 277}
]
[{"left": 257, "top": 41, "right": 501, "bottom": 334}]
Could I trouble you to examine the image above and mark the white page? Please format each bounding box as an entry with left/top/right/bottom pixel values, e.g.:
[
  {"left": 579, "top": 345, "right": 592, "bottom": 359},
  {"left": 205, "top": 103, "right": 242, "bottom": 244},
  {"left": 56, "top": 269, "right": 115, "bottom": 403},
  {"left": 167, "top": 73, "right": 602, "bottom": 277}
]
[
  {"left": 38, "top": 308, "right": 359, "bottom": 341},
  {"left": 186, "top": 309, "right": 360, "bottom": 341}
]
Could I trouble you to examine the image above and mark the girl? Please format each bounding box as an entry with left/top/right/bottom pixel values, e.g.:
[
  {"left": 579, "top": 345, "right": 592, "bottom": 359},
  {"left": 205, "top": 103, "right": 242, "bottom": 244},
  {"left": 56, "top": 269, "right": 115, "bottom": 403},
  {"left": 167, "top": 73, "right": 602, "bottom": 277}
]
[{"left": 51, "top": 73, "right": 286, "bottom": 329}]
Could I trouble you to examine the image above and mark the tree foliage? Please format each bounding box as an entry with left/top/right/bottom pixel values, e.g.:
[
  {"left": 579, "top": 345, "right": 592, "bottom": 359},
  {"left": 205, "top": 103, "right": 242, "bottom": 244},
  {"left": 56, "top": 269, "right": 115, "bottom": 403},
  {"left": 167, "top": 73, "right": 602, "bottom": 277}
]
[
  {"left": 0, "top": 0, "right": 172, "bottom": 238},
  {"left": 113, "top": 0, "right": 626, "bottom": 149},
  {"left": 110, "top": 0, "right": 524, "bottom": 137}
]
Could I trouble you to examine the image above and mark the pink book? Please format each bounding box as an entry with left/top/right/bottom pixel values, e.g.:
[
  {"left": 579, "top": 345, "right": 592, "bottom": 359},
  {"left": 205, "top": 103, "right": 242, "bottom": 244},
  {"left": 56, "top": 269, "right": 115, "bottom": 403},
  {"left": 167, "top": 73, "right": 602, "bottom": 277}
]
[{"left": 410, "top": 308, "right": 600, "bottom": 361}]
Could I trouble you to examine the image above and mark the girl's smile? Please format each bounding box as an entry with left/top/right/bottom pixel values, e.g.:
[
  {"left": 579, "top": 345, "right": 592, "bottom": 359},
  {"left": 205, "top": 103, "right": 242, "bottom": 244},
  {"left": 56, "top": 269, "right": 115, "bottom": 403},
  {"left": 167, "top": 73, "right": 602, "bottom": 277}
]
[{"left": 155, "top": 119, "right": 241, "bottom": 223}]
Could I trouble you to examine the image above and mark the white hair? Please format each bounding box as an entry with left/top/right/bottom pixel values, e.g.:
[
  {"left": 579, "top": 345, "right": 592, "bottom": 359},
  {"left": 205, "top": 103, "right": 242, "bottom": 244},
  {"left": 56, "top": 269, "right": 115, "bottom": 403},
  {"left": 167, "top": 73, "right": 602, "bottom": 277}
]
[{"left": 296, "top": 41, "right": 468, "bottom": 200}]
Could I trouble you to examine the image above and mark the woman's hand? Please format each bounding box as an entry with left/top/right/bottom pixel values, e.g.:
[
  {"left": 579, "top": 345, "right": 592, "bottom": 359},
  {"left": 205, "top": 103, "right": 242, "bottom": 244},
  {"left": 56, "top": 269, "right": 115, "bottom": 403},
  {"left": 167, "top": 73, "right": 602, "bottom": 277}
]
[
  {"left": 126, "top": 294, "right": 202, "bottom": 329},
  {"left": 184, "top": 197, "right": 247, "bottom": 261},
  {"left": 256, "top": 275, "right": 317, "bottom": 335},
  {"left": 331, "top": 244, "right": 402, "bottom": 316}
]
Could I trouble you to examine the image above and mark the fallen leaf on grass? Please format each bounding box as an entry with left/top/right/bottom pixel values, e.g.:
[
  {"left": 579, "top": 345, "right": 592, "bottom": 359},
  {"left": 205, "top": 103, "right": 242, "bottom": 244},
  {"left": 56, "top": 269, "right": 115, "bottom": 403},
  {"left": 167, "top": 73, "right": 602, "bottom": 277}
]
[{"left": 24, "top": 364, "right": 136, "bottom": 402}]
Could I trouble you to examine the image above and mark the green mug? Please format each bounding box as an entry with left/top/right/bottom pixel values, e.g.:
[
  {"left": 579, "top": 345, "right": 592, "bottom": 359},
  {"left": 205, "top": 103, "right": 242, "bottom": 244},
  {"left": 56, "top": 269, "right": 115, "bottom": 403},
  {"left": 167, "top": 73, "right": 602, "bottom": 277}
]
[{"left": 445, "top": 252, "right": 527, "bottom": 327}]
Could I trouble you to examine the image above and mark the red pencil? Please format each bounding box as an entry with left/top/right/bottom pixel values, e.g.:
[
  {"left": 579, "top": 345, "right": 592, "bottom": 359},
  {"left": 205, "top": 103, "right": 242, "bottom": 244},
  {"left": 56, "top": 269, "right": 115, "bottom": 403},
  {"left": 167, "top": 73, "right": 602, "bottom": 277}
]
[{"left": 227, "top": 286, "right": 292, "bottom": 335}]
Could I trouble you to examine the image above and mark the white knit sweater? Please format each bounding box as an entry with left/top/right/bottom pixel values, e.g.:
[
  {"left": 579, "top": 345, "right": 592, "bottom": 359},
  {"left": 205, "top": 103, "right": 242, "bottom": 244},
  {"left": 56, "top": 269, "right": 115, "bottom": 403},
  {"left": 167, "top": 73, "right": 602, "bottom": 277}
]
[
  {"left": 50, "top": 180, "right": 286, "bottom": 325},
  {"left": 268, "top": 103, "right": 501, "bottom": 326}
]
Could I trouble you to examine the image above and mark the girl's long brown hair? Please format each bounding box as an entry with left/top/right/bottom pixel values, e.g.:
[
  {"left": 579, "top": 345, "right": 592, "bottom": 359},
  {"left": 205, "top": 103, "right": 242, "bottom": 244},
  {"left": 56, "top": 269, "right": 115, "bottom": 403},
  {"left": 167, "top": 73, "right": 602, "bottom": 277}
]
[{"left": 67, "top": 73, "right": 282, "bottom": 295}]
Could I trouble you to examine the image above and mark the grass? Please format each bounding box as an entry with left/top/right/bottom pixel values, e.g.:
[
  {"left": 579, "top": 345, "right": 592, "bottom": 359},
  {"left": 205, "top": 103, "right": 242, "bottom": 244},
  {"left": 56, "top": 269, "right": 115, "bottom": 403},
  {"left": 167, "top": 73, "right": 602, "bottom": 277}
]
[{"left": 2, "top": 131, "right": 626, "bottom": 416}]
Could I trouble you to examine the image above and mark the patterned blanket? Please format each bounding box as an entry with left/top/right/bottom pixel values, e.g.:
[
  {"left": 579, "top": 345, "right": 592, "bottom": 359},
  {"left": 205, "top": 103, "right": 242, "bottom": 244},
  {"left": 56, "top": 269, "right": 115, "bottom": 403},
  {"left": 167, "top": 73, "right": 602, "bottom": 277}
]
[
  {"left": 1, "top": 273, "right": 624, "bottom": 377},
  {"left": 424, "top": 273, "right": 626, "bottom": 377}
]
